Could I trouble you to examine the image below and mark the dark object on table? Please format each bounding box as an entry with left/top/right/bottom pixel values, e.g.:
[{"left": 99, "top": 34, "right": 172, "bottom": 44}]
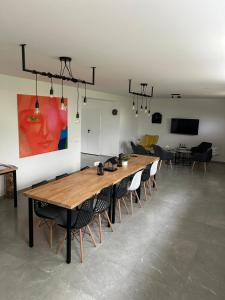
[
  {"left": 55, "top": 173, "right": 69, "bottom": 180},
  {"left": 104, "top": 156, "right": 118, "bottom": 171},
  {"left": 153, "top": 144, "right": 173, "bottom": 169},
  {"left": 152, "top": 112, "right": 162, "bottom": 124},
  {"left": 97, "top": 162, "right": 104, "bottom": 175},
  {"left": 191, "top": 142, "right": 212, "bottom": 173}
]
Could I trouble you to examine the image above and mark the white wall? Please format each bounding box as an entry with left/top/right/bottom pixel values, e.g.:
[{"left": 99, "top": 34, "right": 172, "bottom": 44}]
[
  {"left": 137, "top": 98, "right": 225, "bottom": 162},
  {"left": 0, "top": 74, "right": 138, "bottom": 195}
]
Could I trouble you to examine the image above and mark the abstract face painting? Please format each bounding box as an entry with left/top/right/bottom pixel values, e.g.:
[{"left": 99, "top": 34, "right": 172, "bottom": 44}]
[{"left": 17, "top": 94, "right": 68, "bottom": 158}]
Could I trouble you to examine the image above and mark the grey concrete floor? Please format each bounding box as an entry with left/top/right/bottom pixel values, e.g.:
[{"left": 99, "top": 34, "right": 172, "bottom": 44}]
[{"left": 0, "top": 160, "right": 225, "bottom": 300}]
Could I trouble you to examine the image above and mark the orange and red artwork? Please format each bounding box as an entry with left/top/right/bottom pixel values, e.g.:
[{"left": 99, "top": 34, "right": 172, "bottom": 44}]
[{"left": 17, "top": 94, "right": 68, "bottom": 158}]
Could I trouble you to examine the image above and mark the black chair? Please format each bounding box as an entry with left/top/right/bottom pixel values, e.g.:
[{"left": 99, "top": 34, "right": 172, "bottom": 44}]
[
  {"left": 131, "top": 141, "right": 150, "bottom": 155},
  {"left": 56, "top": 196, "right": 97, "bottom": 263},
  {"left": 115, "top": 177, "right": 130, "bottom": 222},
  {"left": 153, "top": 144, "right": 173, "bottom": 169},
  {"left": 55, "top": 173, "right": 69, "bottom": 180},
  {"left": 141, "top": 164, "right": 152, "bottom": 201},
  {"left": 32, "top": 180, "right": 64, "bottom": 248},
  {"left": 94, "top": 185, "right": 113, "bottom": 243},
  {"left": 191, "top": 143, "right": 212, "bottom": 173}
]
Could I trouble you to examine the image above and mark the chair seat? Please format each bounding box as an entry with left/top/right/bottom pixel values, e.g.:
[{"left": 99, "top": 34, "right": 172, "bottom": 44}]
[{"left": 35, "top": 204, "right": 65, "bottom": 220}]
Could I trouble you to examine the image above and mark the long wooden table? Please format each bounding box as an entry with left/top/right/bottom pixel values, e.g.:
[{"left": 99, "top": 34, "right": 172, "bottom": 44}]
[
  {"left": 24, "top": 155, "right": 158, "bottom": 263},
  {"left": 0, "top": 164, "right": 18, "bottom": 207}
]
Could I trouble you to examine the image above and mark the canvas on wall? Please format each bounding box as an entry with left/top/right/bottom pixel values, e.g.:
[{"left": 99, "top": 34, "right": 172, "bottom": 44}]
[{"left": 17, "top": 94, "right": 68, "bottom": 158}]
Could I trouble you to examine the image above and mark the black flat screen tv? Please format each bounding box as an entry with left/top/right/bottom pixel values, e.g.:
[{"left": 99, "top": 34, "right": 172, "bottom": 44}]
[{"left": 170, "top": 118, "right": 199, "bottom": 135}]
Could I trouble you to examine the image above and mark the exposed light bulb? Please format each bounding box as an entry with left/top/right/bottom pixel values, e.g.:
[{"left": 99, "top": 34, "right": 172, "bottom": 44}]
[
  {"left": 135, "top": 110, "right": 138, "bottom": 117},
  {"left": 50, "top": 87, "right": 54, "bottom": 98},
  {"left": 76, "top": 112, "right": 80, "bottom": 119},
  {"left": 132, "top": 101, "right": 135, "bottom": 110},
  {"left": 83, "top": 96, "right": 87, "bottom": 105},
  {"left": 148, "top": 110, "right": 151, "bottom": 116},
  {"left": 145, "top": 106, "right": 147, "bottom": 113},
  {"left": 140, "top": 104, "right": 143, "bottom": 111},
  {"left": 34, "top": 98, "right": 40, "bottom": 114},
  {"left": 60, "top": 97, "right": 66, "bottom": 110}
]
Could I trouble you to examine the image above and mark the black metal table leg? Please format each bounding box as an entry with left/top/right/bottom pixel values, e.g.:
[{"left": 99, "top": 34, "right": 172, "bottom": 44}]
[
  {"left": 66, "top": 209, "right": 72, "bottom": 264},
  {"left": 28, "top": 198, "right": 34, "bottom": 247},
  {"left": 111, "top": 185, "right": 116, "bottom": 224},
  {"left": 13, "top": 171, "right": 17, "bottom": 208}
]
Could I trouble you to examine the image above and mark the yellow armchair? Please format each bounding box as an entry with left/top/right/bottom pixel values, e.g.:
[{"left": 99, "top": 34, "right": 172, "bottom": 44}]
[{"left": 141, "top": 135, "right": 159, "bottom": 150}]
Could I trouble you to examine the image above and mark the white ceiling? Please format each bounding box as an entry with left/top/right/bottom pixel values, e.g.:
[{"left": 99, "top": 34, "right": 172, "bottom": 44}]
[{"left": 1, "top": 0, "right": 225, "bottom": 98}]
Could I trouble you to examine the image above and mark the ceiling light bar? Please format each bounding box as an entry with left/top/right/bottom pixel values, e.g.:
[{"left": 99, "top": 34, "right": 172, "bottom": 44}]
[
  {"left": 20, "top": 44, "right": 96, "bottom": 85},
  {"left": 171, "top": 93, "right": 181, "bottom": 99},
  {"left": 128, "top": 79, "right": 154, "bottom": 98}
]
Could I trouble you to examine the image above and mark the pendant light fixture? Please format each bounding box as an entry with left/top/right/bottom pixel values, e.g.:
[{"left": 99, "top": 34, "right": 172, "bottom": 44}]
[
  {"left": 83, "top": 83, "right": 87, "bottom": 105},
  {"left": 60, "top": 79, "right": 66, "bottom": 110},
  {"left": 132, "top": 94, "right": 135, "bottom": 110},
  {"left": 135, "top": 95, "right": 139, "bottom": 117},
  {"left": 128, "top": 80, "right": 154, "bottom": 117},
  {"left": 49, "top": 77, "right": 54, "bottom": 97},
  {"left": 76, "top": 83, "right": 80, "bottom": 119},
  {"left": 34, "top": 74, "right": 40, "bottom": 114}
]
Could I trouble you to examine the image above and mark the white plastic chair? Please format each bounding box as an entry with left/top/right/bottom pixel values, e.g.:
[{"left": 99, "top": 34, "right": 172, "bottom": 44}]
[
  {"left": 149, "top": 160, "right": 159, "bottom": 194},
  {"left": 128, "top": 169, "right": 143, "bottom": 214}
]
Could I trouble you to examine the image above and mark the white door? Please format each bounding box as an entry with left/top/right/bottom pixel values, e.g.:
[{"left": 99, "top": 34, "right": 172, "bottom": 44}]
[{"left": 81, "top": 107, "right": 101, "bottom": 155}]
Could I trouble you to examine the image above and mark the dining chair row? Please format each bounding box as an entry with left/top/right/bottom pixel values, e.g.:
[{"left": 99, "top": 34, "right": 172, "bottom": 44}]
[{"left": 30, "top": 160, "right": 159, "bottom": 263}]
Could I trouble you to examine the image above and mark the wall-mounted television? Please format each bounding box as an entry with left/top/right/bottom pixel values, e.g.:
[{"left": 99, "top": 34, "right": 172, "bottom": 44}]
[{"left": 170, "top": 118, "right": 199, "bottom": 135}]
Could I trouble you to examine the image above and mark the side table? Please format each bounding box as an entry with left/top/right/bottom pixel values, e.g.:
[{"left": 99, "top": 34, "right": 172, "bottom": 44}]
[{"left": 0, "top": 164, "right": 18, "bottom": 207}]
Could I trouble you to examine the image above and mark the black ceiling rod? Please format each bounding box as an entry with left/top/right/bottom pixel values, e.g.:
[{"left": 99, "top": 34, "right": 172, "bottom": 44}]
[
  {"left": 20, "top": 44, "right": 96, "bottom": 85},
  {"left": 128, "top": 79, "right": 154, "bottom": 98}
]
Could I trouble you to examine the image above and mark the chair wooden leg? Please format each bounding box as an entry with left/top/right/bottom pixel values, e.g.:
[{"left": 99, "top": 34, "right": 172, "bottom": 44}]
[
  {"left": 130, "top": 192, "right": 133, "bottom": 215},
  {"left": 122, "top": 197, "right": 129, "bottom": 214},
  {"left": 87, "top": 225, "right": 97, "bottom": 247},
  {"left": 135, "top": 190, "right": 142, "bottom": 208},
  {"left": 79, "top": 229, "right": 84, "bottom": 263},
  {"left": 118, "top": 199, "right": 122, "bottom": 222},
  {"left": 57, "top": 231, "right": 67, "bottom": 254},
  {"left": 159, "top": 160, "right": 162, "bottom": 170},
  {"left": 152, "top": 178, "right": 158, "bottom": 191},
  {"left": 204, "top": 162, "right": 207, "bottom": 173},
  {"left": 104, "top": 211, "right": 113, "bottom": 232},
  {"left": 144, "top": 182, "right": 147, "bottom": 201},
  {"left": 98, "top": 214, "right": 103, "bottom": 243},
  {"left": 192, "top": 161, "right": 196, "bottom": 171}
]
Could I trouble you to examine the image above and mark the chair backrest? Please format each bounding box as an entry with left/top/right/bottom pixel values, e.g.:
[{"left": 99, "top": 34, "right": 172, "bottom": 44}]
[
  {"left": 135, "top": 145, "right": 148, "bottom": 155},
  {"left": 130, "top": 141, "right": 137, "bottom": 153},
  {"left": 94, "top": 185, "right": 113, "bottom": 214},
  {"left": 150, "top": 160, "right": 159, "bottom": 176},
  {"left": 153, "top": 144, "right": 163, "bottom": 157},
  {"left": 141, "top": 165, "right": 151, "bottom": 182},
  {"left": 128, "top": 170, "right": 143, "bottom": 191},
  {"left": 55, "top": 173, "right": 69, "bottom": 180},
  {"left": 74, "top": 196, "right": 95, "bottom": 230},
  {"left": 115, "top": 177, "right": 130, "bottom": 199},
  {"left": 32, "top": 180, "right": 48, "bottom": 211},
  {"left": 198, "top": 142, "right": 212, "bottom": 153}
]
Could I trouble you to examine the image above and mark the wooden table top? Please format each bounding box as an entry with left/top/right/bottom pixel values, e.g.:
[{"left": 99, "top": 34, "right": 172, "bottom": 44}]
[
  {"left": 0, "top": 165, "right": 18, "bottom": 175},
  {"left": 24, "top": 155, "right": 159, "bottom": 209}
]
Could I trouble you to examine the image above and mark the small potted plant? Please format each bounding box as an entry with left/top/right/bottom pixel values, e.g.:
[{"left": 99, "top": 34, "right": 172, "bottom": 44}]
[{"left": 121, "top": 154, "right": 129, "bottom": 166}]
